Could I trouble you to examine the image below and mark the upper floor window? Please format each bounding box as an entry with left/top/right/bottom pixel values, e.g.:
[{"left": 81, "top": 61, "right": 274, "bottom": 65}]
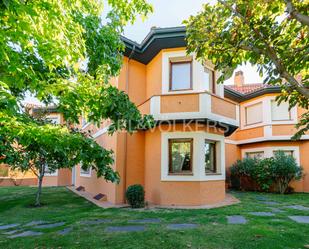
[
  {"left": 204, "top": 67, "right": 216, "bottom": 94},
  {"left": 245, "top": 102, "right": 263, "bottom": 126},
  {"left": 169, "top": 58, "right": 192, "bottom": 91},
  {"left": 271, "top": 100, "right": 291, "bottom": 121},
  {"left": 168, "top": 138, "right": 193, "bottom": 175},
  {"left": 204, "top": 140, "right": 217, "bottom": 174}
]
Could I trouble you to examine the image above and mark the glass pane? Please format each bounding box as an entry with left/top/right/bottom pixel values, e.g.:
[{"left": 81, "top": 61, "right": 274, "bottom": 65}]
[
  {"left": 204, "top": 68, "right": 214, "bottom": 93},
  {"left": 274, "top": 150, "right": 294, "bottom": 157},
  {"left": 246, "top": 103, "right": 263, "bottom": 125},
  {"left": 205, "top": 141, "right": 216, "bottom": 173},
  {"left": 245, "top": 152, "right": 264, "bottom": 159},
  {"left": 171, "top": 62, "right": 191, "bottom": 90},
  {"left": 271, "top": 100, "right": 290, "bottom": 121},
  {"left": 169, "top": 140, "right": 192, "bottom": 173}
]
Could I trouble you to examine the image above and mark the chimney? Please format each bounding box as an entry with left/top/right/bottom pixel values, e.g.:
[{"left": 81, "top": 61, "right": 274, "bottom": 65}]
[{"left": 234, "top": 70, "right": 244, "bottom": 87}]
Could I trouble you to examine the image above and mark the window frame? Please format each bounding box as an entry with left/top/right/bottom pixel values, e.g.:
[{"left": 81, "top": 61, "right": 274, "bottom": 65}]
[
  {"left": 271, "top": 100, "right": 292, "bottom": 121},
  {"left": 80, "top": 164, "right": 92, "bottom": 177},
  {"left": 245, "top": 102, "right": 263, "bottom": 126},
  {"left": 204, "top": 140, "right": 218, "bottom": 175},
  {"left": 169, "top": 59, "right": 193, "bottom": 92},
  {"left": 245, "top": 151, "right": 265, "bottom": 159},
  {"left": 204, "top": 67, "right": 216, "bottom": 94},
  {"left": 168, "top": 138, "right": 193, "bottom": 175}
]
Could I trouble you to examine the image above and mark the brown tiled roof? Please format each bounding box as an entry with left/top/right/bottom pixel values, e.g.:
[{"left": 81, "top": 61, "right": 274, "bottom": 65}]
[{"left": 225, "top": 83, "right": 265, "bottom": 94}]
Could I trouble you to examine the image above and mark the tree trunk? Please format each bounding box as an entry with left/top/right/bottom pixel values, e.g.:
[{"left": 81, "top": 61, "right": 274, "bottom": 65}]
[{"left": 35, "top": 164, "right": 45, "bottom": 206}]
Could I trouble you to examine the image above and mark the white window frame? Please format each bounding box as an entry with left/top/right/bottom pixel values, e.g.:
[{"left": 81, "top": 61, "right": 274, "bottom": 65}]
[
  {"left": 241, "top": 146, "right": 300, "bottom": 165},
  {"left": 245, "top": 102, "right": 263, "bottom": 126},
  {"left": 44, "top": 164, "right": 58, "bottom": 176},
  {"left": 80, "top": 164, "right": 92, "bottom": 177},
  {"left": 46, "top": 114, "right": 61, "bottom": 125},
  {"left": 240, "top": 96, "right": 297, "bottom": 130},
  {"left": 161, "top": 131, "right": 225, "bottom": 181},
  {"left": 271, "top": 100, "right": 292, "bottom": 121},
  {"left": 161, "top": 50, "right": 224, "bottom": 97}
]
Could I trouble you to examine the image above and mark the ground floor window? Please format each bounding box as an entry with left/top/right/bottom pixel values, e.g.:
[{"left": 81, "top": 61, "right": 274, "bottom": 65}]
[
  {"left": 204, "top": 140, "right": 217, "bottom": 174},
  {"left": 80, "top": 164, "right": 92, "bottom": 177},
  {"left": 273, "top": 150, "right": 294, "bottom": 157},
  {"left": 168, "top": 138, "right": 193, "bottom": 175},
  {"left": 245, "top": 151, "right": 264, "bottom": 159},
  {"left": 44, "top": 164, "right": 58, "bottom": 176}
]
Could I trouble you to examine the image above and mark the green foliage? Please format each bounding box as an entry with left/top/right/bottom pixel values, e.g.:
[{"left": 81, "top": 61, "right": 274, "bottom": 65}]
[
  {"left": 230, "top": 152, "right": 303, "bottom": 193},
  {"left": 0, "top": 0, "right": 154, "bottom": 204},
  {"left": 125, "top": 184, "right": 145, "bottom": 208},
  {"left": 185, "top": 0, "right": 309, "bottom": 139},
  {"left": 271, "top": 151, "right": 303, "bottom": 194}
]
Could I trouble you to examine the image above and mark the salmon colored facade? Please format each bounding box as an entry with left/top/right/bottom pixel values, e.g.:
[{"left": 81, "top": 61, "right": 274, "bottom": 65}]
[
  {"left": 72, "top": 27, "right": 308, "bottom": 206},
  {"left": 225, "top": 71, "right": 309, "bottom": 193},
  {"left": 74, "top": 27, "right": 239, "bottom": 206},
  {"left": 3, "top": 27, "right": 308, "bottom": 206}
]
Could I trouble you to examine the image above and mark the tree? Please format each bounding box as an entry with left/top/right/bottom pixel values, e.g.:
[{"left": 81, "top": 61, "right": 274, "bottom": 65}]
[
  {"left": 0, "top": 0, "right": 154, "bottom": 206},
  {"left": 185, "top": 0, "right": 308, "bottom": 139}
]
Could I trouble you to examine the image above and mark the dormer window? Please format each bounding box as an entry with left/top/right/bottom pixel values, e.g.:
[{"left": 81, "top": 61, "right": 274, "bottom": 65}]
[{"left": 169, "top": 57, "right": 192, "bottom": 91}]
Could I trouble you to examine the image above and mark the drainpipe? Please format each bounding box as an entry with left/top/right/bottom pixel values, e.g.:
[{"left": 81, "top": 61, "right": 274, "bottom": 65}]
[{"left": 123, "top": 45, "right": 135, "bottom": 202}]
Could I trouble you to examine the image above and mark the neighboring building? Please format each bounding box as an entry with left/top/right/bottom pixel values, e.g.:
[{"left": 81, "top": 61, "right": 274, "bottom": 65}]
[
  {"left": 0, "top": 105, "right": 73, "bottom": 187},
  {"left": 225, "top": 71, "right": 309, "bottom": 193}
]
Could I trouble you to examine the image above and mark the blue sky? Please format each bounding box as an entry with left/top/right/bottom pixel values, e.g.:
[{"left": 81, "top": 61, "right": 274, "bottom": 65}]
[{"left": 122, "top": 0, "right": 263, "bottom": 85}]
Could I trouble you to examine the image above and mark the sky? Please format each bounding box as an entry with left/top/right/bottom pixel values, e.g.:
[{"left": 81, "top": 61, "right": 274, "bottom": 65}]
[{"left": 122, "top": 0, "right": 263, "bottom": 85}]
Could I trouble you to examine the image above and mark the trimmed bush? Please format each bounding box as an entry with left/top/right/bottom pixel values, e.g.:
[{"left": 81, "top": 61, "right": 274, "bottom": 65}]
[
  {"left": 229, "top": 151, "right": 303, "bottom": 194},
  {"left": 125, "top": 184, "right": 145, "bottom": 208},
  {"left": 271, "top": 151, "right": 303, "bottom": 194}
]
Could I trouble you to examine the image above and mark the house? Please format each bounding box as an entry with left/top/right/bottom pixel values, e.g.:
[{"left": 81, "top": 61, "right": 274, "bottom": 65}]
[
  {"left": 73, "top": 26, "right": 308, "bottom": 206},
  {"left": 0, "top": 105, "right": 72, "bottom": 187},
  {"left": 225, "top": 71, "right": 309, "bottom": 193},
  {"left": 2, "top": 26, "right": 307, "bottom": 206}
]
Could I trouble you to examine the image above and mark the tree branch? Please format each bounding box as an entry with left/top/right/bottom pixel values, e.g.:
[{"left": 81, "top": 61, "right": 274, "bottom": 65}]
[
  {"left": 218, "top": 0, "right": 309, "bottom": 98},
  {"left": 285, "top": 0, "right": 309, "bottom": 26}
]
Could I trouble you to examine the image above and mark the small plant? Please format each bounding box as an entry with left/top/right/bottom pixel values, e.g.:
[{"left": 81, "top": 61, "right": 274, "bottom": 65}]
[
  {"left": 271, "top": 151, "right": 303, "bottom": 194},
  {"left": 125, "top": 184, "right": 145, "bottom": 208}
]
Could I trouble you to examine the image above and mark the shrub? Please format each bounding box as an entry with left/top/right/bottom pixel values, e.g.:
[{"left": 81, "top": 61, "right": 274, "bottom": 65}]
[
  {"left": 271, "top": 151, "right": 303, "bottom": 194},
  {"left": 229, "top": 151, "right": 303, "bottom": 194},
  {"left": 125, "top": 184, "right": 145, "bottom": 208}
]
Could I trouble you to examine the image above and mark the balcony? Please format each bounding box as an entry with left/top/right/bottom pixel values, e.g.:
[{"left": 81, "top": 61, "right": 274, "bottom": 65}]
[{"left": 138, "top": 92, "right": 239, "bottom": 135}]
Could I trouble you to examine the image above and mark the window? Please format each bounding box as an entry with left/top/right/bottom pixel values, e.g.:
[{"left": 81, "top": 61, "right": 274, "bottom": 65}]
[
  {"left": 168, "top": 139, "right": 193, "bottom": 174},
  {"left": 44, "top": 164, "right": 58, "bottom": 176},
  {"left": 204, "top": 140, "right": 217, "bottom": 174},
  {"left": 245, "top": 102, "right": 263, "bottom": 125},
  {"left": 245, "top": 151, "right": 264, "bottom": 159},
  {"left": 273, "top": 150, "right": 294, "bottom": 157},
  {"left": 271, "top": 100, "right": 291, "bottom": 121},
  {"left": 46, "top": 116, "right": 60, "bottom": 125},
  {"left": 169, "top": 59, "right": 192, "bottom": 91},
  {"left": 204, "top": 67, "right": 216, "bottom": 94},
  {"left": 80, "top": 164, "right": 91, "bottom": 177}
]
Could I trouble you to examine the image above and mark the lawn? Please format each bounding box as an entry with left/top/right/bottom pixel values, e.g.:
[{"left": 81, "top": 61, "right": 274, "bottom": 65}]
[{"left": 0, "top": 187, "right": 309, "bottom": 249}]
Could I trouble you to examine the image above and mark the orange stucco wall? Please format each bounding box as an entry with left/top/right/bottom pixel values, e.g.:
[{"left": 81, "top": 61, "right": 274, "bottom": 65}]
[
  {"left": 144, "top": 124, "right": 226, "bottom": 206},
  {"left": 233, "top": 126, "right": 264, "bottom": 140},
  {"left": 146, "top": 51, "right": 162, "bottom": 99},
  {"left": 238, "top": 141, "right": 309, "bottom": 192},
  {"left": 211, "top": 95, "right": 236, "bottom": 119},
  {"left": 75, "top": 132, "right": 118, "bottom": 203},
  {"left": 161, "top": 93, "right": 200, "bottom": 113}
]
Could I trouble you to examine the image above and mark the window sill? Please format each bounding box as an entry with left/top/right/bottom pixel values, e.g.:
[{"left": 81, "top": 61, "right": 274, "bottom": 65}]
[
  {"left": 168, "top": 172, "right": 193, "bottom": 176},
  {"left": 205, "top": 173, "right": 222, "bottom": 176}
]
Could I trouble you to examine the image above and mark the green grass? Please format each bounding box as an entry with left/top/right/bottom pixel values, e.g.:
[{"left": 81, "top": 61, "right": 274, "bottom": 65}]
[{"left": 0, "top": 187, "right": 309, "bottom": 249}]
